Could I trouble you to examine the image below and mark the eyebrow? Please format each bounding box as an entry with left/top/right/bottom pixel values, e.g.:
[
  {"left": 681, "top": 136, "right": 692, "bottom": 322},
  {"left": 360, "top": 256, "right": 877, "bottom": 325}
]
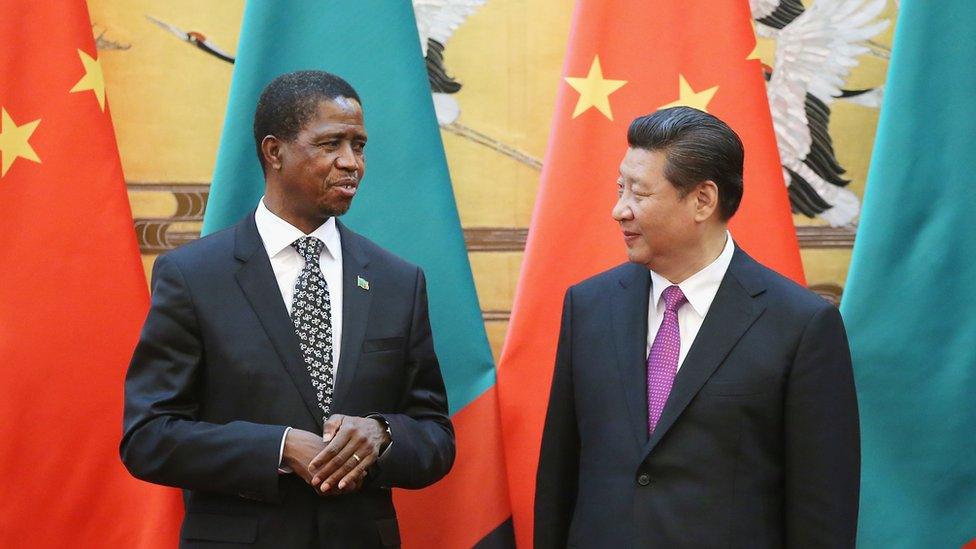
[
  {"left": 310, "top": 127, "right": 367, "bottom": 139},
  {"left": 628, "top": 178, "right": 652, "bottom": 191}
]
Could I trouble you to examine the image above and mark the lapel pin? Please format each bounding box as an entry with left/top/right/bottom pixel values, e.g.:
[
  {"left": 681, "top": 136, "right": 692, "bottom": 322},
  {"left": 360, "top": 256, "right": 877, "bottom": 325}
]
[{"left": 357, "top": 276, "right": 369, "bottom": 291}]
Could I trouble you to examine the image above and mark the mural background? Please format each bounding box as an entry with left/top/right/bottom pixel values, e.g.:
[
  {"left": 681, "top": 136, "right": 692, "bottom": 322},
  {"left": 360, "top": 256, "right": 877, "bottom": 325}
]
[{"left": 88, "top": 0, "right": 898, "bottom": 360}]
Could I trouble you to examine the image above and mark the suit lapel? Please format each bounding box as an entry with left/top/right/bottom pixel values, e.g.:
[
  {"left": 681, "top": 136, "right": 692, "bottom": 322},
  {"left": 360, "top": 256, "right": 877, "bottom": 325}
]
[
  {"left": 642, "top": 247, "right": 767, "bottom": 458},
  {"left": 330, "top": 222, "right": 372, "bottom": 413},
  {"left": 610, "top": 263, "right": 652, "bottom": 450},
  {"left": 233, "top": 213, "right": 323, "bottom": 429}
]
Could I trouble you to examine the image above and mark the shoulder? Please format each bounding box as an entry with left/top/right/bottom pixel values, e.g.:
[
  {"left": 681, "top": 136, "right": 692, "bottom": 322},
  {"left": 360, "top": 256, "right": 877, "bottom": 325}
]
[
  {"left": 153, "top": 222, "right": 238, "bottom": 279},
  {"left": 563, "top": 262, "right": 645, "bottom": 313},
  {"left": 731, "top": 248, "right": 835, "bottom": 320},
  {"left": 340, "top": 224, "right": 421, "bottom": 278},
  {"left": 571, "top": 262, "right": 642, "bottom": 294}
]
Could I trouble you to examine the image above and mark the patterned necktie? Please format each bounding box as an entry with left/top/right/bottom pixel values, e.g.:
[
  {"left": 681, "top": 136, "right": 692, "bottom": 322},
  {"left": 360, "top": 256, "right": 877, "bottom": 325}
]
[
  {"left": 647, "top": 284, "right": 687, "bottom": 437},
  {"left": 290, "top": 236, "right": 335, "bottom": 420}
]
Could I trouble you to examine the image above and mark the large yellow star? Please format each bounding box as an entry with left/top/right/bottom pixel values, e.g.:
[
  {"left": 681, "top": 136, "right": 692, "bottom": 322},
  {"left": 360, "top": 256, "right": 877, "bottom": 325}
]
[
  {"left": 0, "top": 108, "right": 42, "bottom": 178},
  {"left": 564, "top": 55, "right": 627, "bottom": 120},
  {"left": 70, "top": 49, "right": 106, "bottom": 111},
  {"left": 659, "top": 75, "right": 719, "bottom": 113}
]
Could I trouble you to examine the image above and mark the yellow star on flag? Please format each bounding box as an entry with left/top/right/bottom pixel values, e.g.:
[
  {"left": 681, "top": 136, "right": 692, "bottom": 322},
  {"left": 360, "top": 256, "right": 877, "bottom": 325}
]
[
  {"left": 564, "top": 55, "right": 627, "bottom": 120},
  {"left": 659, "top": 75, "right": 719, "bottom": 113},
  {"left": 0, "top": 108, "right": 42, "bottom": 178},
  {"left": 70, "top": 49, "right": 106, "bottom": 111}
]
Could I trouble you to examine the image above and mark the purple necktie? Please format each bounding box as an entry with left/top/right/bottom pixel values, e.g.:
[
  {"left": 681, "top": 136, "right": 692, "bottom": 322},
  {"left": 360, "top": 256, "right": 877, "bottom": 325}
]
[{"left": 647, "top": 285, "right": 687, "bottom": 436}]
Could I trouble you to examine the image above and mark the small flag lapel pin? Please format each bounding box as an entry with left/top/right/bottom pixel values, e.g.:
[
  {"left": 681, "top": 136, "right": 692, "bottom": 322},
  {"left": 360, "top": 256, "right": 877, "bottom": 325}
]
[{"left": 357, "top": 276, "right": 369, "bottom": 291}]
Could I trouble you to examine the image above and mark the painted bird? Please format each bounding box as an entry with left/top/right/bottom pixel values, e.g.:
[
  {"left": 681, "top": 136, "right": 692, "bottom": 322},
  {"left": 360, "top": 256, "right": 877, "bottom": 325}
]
[
  {"left": 146, "top": 15, "right": 235, "bottom": 64},
  {"left": 413, "top": 0, "right": 487, "bottom": 125},
  {"left": 751, "top": 0, "right": 890, "bottom": 226},
  {"left": 145, "top": 2, "right": 485, "bottom": 126}
]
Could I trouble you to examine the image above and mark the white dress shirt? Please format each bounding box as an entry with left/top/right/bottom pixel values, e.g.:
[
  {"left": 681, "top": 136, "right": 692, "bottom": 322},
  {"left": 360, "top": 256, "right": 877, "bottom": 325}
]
[
  {"left": 255, "top": 198, "right": 344, "bottom": 469},
  {"left": 647, "top": 232, "right": 735, "bottom": 370},
  {"left": 255, "top": 198, "right": 344, "bottom": 369}
]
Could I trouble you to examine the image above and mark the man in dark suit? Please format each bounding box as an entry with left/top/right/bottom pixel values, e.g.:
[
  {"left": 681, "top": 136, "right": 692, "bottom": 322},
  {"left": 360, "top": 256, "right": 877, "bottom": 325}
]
[
  {"left": 535, "top": 107, "right": 859, "bottom": 548},
  {"left": 121, "top": 71, "right": 454, "bottom": 548}
]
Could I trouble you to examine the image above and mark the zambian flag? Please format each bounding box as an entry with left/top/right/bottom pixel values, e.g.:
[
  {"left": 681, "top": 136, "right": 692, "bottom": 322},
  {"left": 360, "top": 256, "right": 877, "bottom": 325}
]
[{"left": 841, "top": 1, "right": 976, "bottom": 546}]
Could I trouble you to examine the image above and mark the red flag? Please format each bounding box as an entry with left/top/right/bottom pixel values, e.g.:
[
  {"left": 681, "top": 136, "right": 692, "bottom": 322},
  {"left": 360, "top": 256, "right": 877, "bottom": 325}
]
[
  {"left": 496, "top": 1, "right": 804, "bottom": 545},
  {"left": 0, "top": 2, "right": 182, "bottom": 546}
]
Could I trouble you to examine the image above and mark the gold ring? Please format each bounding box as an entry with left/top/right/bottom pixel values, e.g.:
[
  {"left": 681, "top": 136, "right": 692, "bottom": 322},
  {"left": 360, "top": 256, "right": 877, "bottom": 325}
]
[{"left": 352, "top": 454, "right": 362, "bottom": 463}]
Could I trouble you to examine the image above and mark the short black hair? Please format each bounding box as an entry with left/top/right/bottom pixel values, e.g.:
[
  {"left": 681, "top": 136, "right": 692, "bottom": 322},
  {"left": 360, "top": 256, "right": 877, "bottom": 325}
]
[
  {"left": 627, "top": 107, "right": 744, "bottom": 220},
  {"left": 253, "top": 70, "right": 362, "bottom": 171}
]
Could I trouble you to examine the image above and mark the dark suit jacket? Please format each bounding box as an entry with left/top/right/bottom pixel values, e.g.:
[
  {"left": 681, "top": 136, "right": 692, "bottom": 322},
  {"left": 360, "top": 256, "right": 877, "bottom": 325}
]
[
  {"left": 121, "top": 212, "right": 454, "bottom": 548},
  {"left": 535, "top": 247, "right": 859, "bottom": 548}
]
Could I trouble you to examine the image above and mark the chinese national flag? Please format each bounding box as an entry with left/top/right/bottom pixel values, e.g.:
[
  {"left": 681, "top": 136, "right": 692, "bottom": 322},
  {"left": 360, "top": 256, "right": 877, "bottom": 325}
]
[
  {"left": 0, "top": 2, "right": 182, "bottom": 546},
  {"left": 496, "top": 1, "right": 804, "bottom": 545}
]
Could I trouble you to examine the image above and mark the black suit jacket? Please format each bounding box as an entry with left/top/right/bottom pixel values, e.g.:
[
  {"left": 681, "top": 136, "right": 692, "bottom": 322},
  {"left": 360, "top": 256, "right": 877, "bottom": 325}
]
[
  {"left": 121, "top": 212, "right": 455, "bottom": 548},
  {"left": 535, "top": 247, "right": 859, "bottom": 548}
]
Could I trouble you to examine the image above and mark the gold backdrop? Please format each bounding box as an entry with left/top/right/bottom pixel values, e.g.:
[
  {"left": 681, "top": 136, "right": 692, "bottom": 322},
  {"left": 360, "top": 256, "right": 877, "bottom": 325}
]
[{"left": 88, "top": 0, "right": 898, "bottom": 360}]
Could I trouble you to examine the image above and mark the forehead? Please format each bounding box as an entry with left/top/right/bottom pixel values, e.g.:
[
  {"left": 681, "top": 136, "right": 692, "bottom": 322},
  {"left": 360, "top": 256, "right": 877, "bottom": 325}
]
[
  {"left": 301, "top": 97, "right": 366, "bottom": 134},
  {"left": 619, "top": 147, "right": 665, "bottom": 180}
]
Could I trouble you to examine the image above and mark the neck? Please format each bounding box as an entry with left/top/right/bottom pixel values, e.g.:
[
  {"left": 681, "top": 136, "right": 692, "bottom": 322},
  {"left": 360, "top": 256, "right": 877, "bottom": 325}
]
[
  {"left": 653, "top": 225, "right": 728, "bottom": 283},
  {"left": 263, "top": 190, "right": 328, "bottom": 235}
]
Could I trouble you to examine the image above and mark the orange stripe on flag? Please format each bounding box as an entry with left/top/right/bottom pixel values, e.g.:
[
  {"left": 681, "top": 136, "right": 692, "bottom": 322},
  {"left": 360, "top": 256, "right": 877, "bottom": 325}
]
[{"left": 394, "top": 387, "right": 511, "bottom": 548}]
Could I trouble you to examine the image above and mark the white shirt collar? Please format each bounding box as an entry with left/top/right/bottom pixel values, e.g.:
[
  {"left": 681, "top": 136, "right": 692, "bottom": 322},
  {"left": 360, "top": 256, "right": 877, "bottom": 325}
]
[
  {"left": 254, "top": 197, "right": 341, "bottom": 261},
  {"left": 649, "top": 231, "right": 735, "bottom": 317}
]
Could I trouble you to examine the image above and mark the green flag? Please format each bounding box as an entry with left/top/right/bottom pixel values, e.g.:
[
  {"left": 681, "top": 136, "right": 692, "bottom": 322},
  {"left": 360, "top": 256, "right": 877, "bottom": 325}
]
[
  {"left": 203, "top": 1, "right": 513, "bottom": 546},
  {"left": 840, "top": 1, "right": 976, "bottom": 547},
  {"left": 204, "top": 0, "right": 494, "bottom": 413}
]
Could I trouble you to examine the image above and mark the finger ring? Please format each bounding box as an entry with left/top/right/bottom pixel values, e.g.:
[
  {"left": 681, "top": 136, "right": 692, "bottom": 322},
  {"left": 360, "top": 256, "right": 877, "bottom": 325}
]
[{"left": 352, "top": 454, "right": 361, "bottom": 463}]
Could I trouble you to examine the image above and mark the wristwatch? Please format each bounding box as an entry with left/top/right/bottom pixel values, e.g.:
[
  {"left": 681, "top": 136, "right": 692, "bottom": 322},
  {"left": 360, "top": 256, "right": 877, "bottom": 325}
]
[{"left": 369, "top": 414, "right": 394, "bottom": 457}]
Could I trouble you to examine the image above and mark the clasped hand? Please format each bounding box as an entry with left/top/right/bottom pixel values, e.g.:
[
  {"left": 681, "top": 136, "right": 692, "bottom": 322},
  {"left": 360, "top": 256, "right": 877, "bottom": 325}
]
[{"left": 282, "top": 415, "right": 389, "bottom": 495}]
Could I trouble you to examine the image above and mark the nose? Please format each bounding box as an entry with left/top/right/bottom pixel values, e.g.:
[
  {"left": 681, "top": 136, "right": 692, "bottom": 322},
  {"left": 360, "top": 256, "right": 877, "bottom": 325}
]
[
  {"left": 612, "top": 195, "right": 632, "bottom": 222},
  {"left": 335, "top": 143, "right": 358, "bottom": 170}
]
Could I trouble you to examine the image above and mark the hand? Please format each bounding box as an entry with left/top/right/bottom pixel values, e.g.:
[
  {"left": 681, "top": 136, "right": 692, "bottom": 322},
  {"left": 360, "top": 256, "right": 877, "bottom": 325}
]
[
  {"left": 280, "top": 429, "right": 327, "bottom": 487},
  {"left": 308, "top": 415, "right": 391, "bottom": 494}
]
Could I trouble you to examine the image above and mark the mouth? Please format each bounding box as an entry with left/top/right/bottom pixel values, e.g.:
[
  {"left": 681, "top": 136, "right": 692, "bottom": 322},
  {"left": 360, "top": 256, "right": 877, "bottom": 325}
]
[
  {"left": 331, "top": 178, "right": 359, "bottom": 198},
  {"left": 622, "top": 230, "right": 640, "bottom": 244}
]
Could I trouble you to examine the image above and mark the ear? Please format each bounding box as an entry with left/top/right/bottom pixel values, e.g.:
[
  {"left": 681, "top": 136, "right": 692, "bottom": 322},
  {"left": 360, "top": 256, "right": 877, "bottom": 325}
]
[
  {"left": 261, "top": 135, "right": 283, "bottom": 170},
  {"left": 692, "top": 180, "right": 719, "bottom": 222}
]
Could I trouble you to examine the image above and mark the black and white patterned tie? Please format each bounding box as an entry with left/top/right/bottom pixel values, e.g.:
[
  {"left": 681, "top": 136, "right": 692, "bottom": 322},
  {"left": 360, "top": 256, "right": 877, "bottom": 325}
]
[{"left": 290, "top": 236, "right": 335, "bottom": 420}]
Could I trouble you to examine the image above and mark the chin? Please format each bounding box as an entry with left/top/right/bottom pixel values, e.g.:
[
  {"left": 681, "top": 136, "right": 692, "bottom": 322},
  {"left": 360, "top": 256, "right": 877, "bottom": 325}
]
[
  {"left": 317, "top": 201, "right": 352, "bottom": 218},
  {"left": 625, "top": 249, "right": 650, "bottom": 266}
]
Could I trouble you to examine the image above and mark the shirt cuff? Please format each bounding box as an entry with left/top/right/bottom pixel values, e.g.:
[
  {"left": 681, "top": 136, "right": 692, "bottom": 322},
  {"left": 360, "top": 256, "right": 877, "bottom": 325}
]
[{"left": 277, "top": 426, "right": 292, "bottom": 474}]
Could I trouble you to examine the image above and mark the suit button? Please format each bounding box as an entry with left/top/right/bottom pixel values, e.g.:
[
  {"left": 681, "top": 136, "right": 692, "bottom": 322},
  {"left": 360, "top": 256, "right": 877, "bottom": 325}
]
[{"left": 637, "top": 472, "right": 650, "bottom": 486}]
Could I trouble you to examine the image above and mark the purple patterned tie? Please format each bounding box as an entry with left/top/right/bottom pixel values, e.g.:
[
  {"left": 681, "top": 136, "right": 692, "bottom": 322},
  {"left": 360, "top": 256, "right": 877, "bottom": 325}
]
[{"left": 647, "top": 285, "right": 687, "bottom": 436}]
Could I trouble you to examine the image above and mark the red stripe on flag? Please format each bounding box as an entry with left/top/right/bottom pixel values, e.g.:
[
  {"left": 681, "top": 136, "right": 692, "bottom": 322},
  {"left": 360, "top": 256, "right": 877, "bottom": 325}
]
[
  {"left": 395, "top": 386, "right": 511, "bottom": 548},
  {"left": 0, "top": 2, "right": 183, "bottom": 547},
  {"left": 497, "top": 1, "right": 804, "bottom": 546}
]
